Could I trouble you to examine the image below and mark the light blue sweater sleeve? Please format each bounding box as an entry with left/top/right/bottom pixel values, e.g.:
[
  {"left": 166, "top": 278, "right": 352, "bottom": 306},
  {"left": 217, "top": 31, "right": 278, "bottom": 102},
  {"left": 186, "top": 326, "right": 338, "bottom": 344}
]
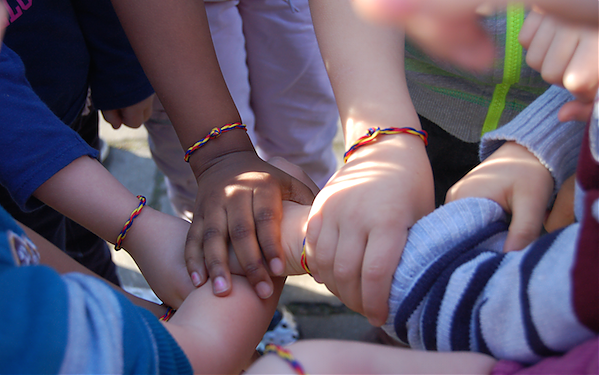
[
  {"left": 480, "top": 85, "right": 585, "bottom": 195},
  {"left": 383, "top": 198, "right": 594, "bottom": 364}
]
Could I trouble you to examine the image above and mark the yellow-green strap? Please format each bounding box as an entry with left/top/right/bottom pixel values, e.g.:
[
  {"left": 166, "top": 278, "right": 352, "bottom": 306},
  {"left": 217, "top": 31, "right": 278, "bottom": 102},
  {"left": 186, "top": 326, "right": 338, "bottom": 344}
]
[{"left": 481, "top": 3, "right": 525, "bottom": 136}]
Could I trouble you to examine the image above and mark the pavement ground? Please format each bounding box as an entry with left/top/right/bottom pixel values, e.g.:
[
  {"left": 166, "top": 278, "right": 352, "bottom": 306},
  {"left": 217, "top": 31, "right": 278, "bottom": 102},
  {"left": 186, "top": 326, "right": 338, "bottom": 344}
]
[{"left": 99, "top": 117, "right": 381, "bottom": 343}]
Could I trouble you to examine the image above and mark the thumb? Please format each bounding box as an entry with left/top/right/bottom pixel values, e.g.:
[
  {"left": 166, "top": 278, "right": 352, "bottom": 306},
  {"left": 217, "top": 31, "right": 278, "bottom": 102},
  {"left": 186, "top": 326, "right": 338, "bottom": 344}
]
[{"left": 286, "top": 176, "right": 317, "bottom": 206}]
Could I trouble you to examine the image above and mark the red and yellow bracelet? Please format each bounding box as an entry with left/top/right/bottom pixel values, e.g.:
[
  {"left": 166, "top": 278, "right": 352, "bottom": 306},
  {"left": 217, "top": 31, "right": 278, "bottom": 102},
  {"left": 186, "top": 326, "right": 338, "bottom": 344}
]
[
  {"left": 263, "top": 344, "right": 307, "bottom": 375},
  {"left": 114, "top": 195, "right": 146, "bottom": 251},
  {"left": 343, "top": 126, "right": 428, "bottom": 163},
  {"left": 183, "top": 122, "right": 247, "bottom": 162},
  {"left": 300, "top": 237, "right": 311, "bottom": 275},
  {"left": 159, "top": 306, "right": 176, "bottom": 322}
]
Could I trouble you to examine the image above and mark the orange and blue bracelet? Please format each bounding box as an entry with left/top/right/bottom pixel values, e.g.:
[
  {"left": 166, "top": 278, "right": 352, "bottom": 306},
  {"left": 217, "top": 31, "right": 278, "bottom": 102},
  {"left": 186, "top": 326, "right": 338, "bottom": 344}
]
[
  {"left": 183, "top": 122, "right": 247, "bottom": 162},
  {"left": 263, "top": 344, "right": 307, "bottom": 375},
  {"left": 114, "top": 195, "right": 146, "bottom": 251},
  {"left": 343, "top": 126, "right": 428, "bottom": 163}
]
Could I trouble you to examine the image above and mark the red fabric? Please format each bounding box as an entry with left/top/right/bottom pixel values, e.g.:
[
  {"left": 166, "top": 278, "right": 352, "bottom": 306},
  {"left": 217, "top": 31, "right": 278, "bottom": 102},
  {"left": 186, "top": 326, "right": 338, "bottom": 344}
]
[{"left": 572, "top": 123, "right": 599, "bottom": 333}]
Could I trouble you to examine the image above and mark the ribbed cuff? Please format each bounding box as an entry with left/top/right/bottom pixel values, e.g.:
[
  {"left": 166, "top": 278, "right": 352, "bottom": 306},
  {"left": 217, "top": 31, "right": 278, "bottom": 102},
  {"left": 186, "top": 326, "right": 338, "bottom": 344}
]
[{"left": 480, "top": 85, "right": 585, "bottom": 195}]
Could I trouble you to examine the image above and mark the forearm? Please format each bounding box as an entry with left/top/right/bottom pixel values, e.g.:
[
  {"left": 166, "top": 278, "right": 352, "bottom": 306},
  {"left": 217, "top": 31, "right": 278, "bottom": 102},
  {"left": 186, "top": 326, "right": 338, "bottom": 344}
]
[
  {"left": 32, "top": 156, "right": 145, "bottom": 245},
  {"left": 309, "top": 0, "right": 421, "bottom": 146},
  {"left": 247, "top": 340, "right": 496, "bottom": 375},
  {"left": 109, "top": 0, "right": 253, "bottom": 173},
  {"left": 164, "top": 275, "right": 284, "bottom": 374},
  {"left": 19, "top": 222, "right": 166, "bottom": 317},
  {"left": 32, "top": 156, "right": 195, "bottom": 307}
]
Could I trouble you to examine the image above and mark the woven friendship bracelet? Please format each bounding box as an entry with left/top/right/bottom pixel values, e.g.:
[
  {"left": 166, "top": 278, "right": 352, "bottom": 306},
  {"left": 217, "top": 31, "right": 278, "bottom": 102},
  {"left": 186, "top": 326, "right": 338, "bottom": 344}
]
[
  {"left": 263, "top": 344, "right": 308, "bottom": 375},
  {"left": 300, "top": 237, "right": 311, "bottom": 275},
  {"left": 343, "top": 127, "right": 428, "bottom": 163},
  {"left": 114, "top": 195, "right": 146, "bottom": 251},
  {"left": 183, "top": 122, "right": 247, "bottom": 162},
  {"left": 159, "top": 306, "right": 176, "bottom": 322}
]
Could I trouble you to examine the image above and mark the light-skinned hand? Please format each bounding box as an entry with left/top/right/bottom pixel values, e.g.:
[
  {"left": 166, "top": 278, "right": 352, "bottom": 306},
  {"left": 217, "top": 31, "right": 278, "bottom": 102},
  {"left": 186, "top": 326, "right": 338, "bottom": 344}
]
[
  {"left": 445, "top": 141, "right": 554, "bottom": 252},
  {"left": 101, "top": 94, "right": 155, "bottom": 129},
  {"left": 519, "top": 10, "right": 598, "bottom": 122},
  {"left": 351, "top": 0, "right": 598, "bottom": 72},
  {"left": 305, "top": 136, "right": 434, "bottom": 327}
]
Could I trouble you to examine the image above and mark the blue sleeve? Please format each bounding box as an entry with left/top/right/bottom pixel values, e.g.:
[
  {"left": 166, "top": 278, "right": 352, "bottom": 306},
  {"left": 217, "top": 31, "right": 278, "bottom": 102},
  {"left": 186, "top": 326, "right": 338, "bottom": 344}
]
[
  {"left": 383, "top": 198, "right": 595, "bottom": 365},
  {"left": 0, "top": 206, "right": 191, "bottom": 374},
  {"left": 71, "top": 0, "right": 154, "bottom": 110},
  {"left": 0, "top": 44, "right": 98, "bottom": 211},
  {"left": 480, "top": 85, "right": 585, "bottom": 196}
]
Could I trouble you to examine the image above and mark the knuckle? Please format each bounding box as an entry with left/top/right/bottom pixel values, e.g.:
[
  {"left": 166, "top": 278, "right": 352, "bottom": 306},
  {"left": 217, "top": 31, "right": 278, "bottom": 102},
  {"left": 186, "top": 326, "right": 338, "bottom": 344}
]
[
  {"left": 362, "top": 264, "right": 387, "bottom": 284},
  {"left": 254, "top": 207, "right": 278, "bottom": 224},
  {"left": 243, "top": 260, "right": 266, "bottom": 278},
  {"left": 205, "top": 257, "right": 224, "bottom": 271},
  {"left": 333, "top": 263, "right": 357, "bottom": 283},
  {"left": 229, "top": 222, "right": 253, "bottom": 241},
  {"left": 202, "top": 227, "right": 222, "bottom": 243}
]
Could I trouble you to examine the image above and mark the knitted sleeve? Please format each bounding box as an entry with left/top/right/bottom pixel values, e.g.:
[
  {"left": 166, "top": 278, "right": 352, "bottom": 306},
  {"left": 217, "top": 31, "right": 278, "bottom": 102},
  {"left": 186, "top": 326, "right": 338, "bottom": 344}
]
[
  {"left": 480, "top": 85, "right": 585, "bottom": 194},
  {"left": 382, "top": 198, "right": 595, "bottom": 365}
]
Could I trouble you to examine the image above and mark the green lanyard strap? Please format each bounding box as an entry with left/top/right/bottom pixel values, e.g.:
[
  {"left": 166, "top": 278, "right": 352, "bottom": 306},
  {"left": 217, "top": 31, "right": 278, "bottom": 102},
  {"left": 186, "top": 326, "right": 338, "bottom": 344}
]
[{"left": 481, "top": 3, "right": 525, "bottom": 136}]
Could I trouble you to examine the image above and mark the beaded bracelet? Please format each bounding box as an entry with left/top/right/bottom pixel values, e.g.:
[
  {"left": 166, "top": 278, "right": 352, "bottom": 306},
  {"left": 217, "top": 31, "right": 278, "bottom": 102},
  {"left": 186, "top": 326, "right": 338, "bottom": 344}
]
[
  {"left": 300, "top": 238, "right": 311, "bottom": 275},
  {"left": 114, "top": 195, "right": 146, "bottom": 251},
  {"left": 263, "top": 344, "right": 307, "bottom": 375},
  {"left": 183, "top": 122, "right": 247, "bottom": 162},
  {"left": 159, "top": 306, "right": 176, "bottom": 322},
  {"left": 343, "top": 126, "right": 428, "bottom": 163}
]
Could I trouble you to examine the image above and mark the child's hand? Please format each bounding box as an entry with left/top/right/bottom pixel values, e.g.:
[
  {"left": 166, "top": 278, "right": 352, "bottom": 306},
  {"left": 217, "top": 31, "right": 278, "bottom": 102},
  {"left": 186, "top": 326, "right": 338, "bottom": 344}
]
[
  {"left": 445, "top": 141, "right": 553, "bottom": 252},
  {"left": 519, "top": 10, "right": 598, "bottom": 122},
  {"left": 305, "top": 136, "right": 434, "bottom": 327},
  {"left": 101, "top": 94, "right": 154, "bottom": 130},
  {"left": 519, "top": 10, "right": 598, "bottom": 100},
  {"left": 123, "top": 207, "right": 195, "bottom": 308},
  {"left": 351, "top": 0, "right": 598, "bottom": 72},
  {"left": 184, "top": 152, "right": 315, "bottom": 300}
]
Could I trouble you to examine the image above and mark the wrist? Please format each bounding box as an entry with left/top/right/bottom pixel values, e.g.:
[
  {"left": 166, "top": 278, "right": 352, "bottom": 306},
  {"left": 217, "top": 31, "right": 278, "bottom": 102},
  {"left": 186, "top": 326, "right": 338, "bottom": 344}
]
[
  {"left": 186, "top": 127, "right": 255, "bottom": 178},
  {"left": 344, "top": 130, "right": 428, "bottom": 164}
]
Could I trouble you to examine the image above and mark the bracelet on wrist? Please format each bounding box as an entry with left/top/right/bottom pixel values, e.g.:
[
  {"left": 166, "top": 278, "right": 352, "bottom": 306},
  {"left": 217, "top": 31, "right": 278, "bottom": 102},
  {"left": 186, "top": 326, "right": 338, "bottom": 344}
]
[
  {"left": 343, "top": 126, "right": 428, "bottom": 163},
  {"left": 184, "top": 122, "right": 247, "bottom": 162},
  {"left": 114, "top": 195, "right": 146, "bottom": 251},
  {"left": 159, "top": 306, "right": 176, "bottom": 322},
  {"left": 300, "top": 237, "right": 311, "bottom": 276},
  {"left": 263, "top": 344, "right": 307, "bottom": 375}
]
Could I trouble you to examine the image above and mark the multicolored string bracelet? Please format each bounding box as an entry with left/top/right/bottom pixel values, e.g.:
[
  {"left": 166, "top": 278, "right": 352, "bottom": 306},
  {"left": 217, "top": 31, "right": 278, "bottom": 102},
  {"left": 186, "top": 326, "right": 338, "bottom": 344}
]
[
  {"left": 159, "top": 306, "right": 176, "bottom": 322},
  {"left": 263, "top": 344, "right": 308, "bottom": 375},
  {"left": 183, "top": 122, "right": 247, "bottom": 162},
  {"left": 300, "top": 237, "right": 311, "bottom": 276},
  {"left": 114, "top": 195, "right": 146, "bottom": 251},
  {"left": 343, "top": 126, "right": 428, "bottom": 163}
]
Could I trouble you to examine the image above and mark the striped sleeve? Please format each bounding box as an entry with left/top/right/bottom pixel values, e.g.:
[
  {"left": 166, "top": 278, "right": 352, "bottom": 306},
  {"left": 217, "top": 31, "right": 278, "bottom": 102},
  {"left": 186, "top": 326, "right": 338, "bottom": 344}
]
[{"left": 383, "top": 198, "right": 595, "bottom": 364}]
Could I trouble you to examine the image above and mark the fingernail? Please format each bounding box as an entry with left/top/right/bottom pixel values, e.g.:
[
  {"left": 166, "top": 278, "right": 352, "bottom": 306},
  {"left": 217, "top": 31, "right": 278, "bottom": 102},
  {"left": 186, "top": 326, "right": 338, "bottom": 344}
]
[
  {"left": 256, "top": 281, "right": 273, "bottom": 299},
  {"left": 269, "top": 257, "right": 284, "bottom": 276},
  {"left": 213, "top": 276, "right": 228, "bottom": 294},
  {"left": 191, "top": 271, "right": 201, "bottom": 287}
]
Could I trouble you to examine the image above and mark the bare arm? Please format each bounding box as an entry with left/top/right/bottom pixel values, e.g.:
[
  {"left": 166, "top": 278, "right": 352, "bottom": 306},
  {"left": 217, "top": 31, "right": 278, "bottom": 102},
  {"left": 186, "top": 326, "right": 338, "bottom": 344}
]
[
  {"left": 163, "top": 276, "right": 284, "bottom": 374},
  {"left": 109, "top": 0, "right": 314, "bottom": 300},
  {"left": 306, "top": 0, "right": 434, "bottom": 326},
  {"left": 33, "top": 156, "right": 195, "bottom": 308}
]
